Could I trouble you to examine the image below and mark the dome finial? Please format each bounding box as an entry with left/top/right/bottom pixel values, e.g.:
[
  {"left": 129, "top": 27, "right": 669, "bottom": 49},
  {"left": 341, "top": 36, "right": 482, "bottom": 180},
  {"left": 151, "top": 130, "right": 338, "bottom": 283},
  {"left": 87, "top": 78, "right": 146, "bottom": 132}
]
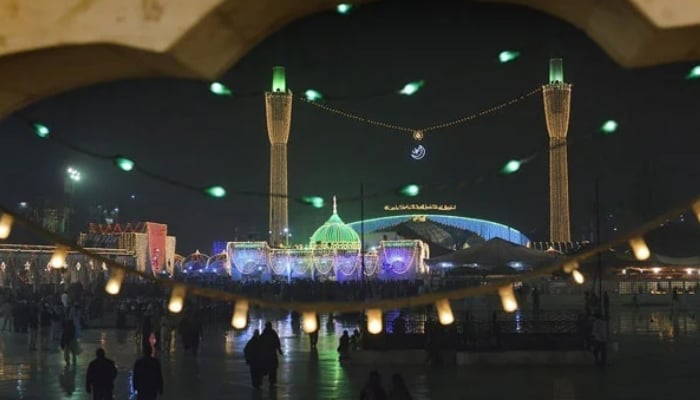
[{"left": 333, "top": 196, "right": 338, "bottom": 215}]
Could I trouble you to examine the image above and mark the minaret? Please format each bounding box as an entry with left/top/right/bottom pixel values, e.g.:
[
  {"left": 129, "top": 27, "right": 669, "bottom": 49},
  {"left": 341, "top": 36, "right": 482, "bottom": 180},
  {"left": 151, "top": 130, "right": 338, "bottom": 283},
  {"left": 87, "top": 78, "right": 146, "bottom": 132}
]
[
  {"left": 542, "top": 58, "right": 572, "bottom": 242},
  {"left": 265, "top": 66, "right": 293, "bottom": 247}
]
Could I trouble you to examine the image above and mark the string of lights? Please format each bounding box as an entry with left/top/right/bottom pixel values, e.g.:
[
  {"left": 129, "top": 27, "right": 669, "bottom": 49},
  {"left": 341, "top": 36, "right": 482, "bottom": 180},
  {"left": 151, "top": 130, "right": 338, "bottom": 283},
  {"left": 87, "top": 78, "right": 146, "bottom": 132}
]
[
  {"left": 298, "top": 86, "right": 543, "bottom": 139},
  {"left": 1, "top": 195, "right": 699, "bottom": 332},
  {"left": 14, "top": 111, "right": 611, "bottom": 212}
]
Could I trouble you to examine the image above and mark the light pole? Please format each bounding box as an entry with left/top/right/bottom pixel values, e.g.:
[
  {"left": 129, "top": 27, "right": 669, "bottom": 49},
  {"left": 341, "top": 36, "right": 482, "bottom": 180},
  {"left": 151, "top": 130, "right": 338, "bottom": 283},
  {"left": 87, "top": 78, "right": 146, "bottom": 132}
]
[{"left": 63, "top": 167, "right": 81, "bottom": 234}]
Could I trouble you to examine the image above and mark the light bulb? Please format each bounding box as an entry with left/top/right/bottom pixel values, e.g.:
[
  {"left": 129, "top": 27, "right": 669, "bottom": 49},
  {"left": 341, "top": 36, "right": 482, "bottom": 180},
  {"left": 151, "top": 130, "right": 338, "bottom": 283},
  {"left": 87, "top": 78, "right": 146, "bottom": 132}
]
[
  {"left": 366, "top": 309, "right": 383, "bottom": 334},
  {"left": 629, "top": 237, "right": 650, "bottom": 261},
  {"left": 572, "top": 269, "right": 584, "bottom": 284},
  {"left": 499, "top": 286, "right": 518, "bottom": 312},
  {"left": 49, "top": 246, "right": 69, "bottom": 269},
  {"left": 563, "top": 260, "right": 578, "bottom": 274},
  {"left": 302, "top": 312, "right": 318, "bottom": 333},
  {"left": 692, "top": 200, "right": 700, "bottom": 223},
  {"left": 105, "top": 268, "right": 125, "bottom": 295},
  {"left": 436, "top": 299, "right": 454, "bottom": 325},
  {"left": 168, "top": 285, "right": 186, "bottom": 313},
  {"left": 0, "top": 213, "right": 13, "bottom": 239},
  {"left": 231, "top": 300, "right": 249, "bottom": 330}
]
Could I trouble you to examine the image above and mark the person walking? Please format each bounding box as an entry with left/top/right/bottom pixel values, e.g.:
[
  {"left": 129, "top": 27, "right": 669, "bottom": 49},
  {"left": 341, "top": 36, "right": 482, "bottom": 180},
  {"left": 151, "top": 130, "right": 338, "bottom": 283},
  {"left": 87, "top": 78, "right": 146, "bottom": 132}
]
[
  {"left": 132, "top": 347, "right": 164, "bottom": 400},
  {"left": 61, "top": 319, "right": 78, "bottom": 366},
  {"left": 259, "top": 322, "right": 283, "bottom": 387},
  {"left": 387, "top": 373, "right": 412, "bottom": 400},
  {"left": 337, "top": 330, "right": 350, "bottom": 361},
  {"left": 85, "top": 348, "right": 117, "bottom": 400},
  {"left": 360, "top": 370, "right": 387, "bottom": 400},
  {"left": 591, "top": 312, "right": 608, "bottom": 368},
  {"left": 244, "top": 329, "right": 263, "bottom": 389}
]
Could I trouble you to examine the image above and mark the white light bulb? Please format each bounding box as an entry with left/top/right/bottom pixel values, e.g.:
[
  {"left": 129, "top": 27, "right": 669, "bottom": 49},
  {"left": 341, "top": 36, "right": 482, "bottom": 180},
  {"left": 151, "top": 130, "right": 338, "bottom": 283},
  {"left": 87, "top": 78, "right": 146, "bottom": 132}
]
[
  {"left": 499, "top": 286, "right": 518, "bottom": 312},
  {"left": 0, "top": 214, "right": 12, "bottom": 239},
  {"left": 231, "top": 300, "right": 249, "bottom": 330},
  {"left": 629, "top": 237, "right": 650, "bottom": 261},
  {"left": 105, "top": 268, "right": 125, "bottom": 295},
  {"left": 49, "top": 246, "right": 68, "bottom": 269},
  {"left": 572, "top": 270, "right": 585, "bottom": 284},
  {"left": 302, "top": 312, "right": 318, "bottom": 333},
  {"left": 168, "top": 285, "right": 186, "bottom": 313},
  {"left": 366, "top": 309, "right": 383, "bottom": 334},
  {"left": 436, "top": 299, "right": 454, "bottom": 325}
]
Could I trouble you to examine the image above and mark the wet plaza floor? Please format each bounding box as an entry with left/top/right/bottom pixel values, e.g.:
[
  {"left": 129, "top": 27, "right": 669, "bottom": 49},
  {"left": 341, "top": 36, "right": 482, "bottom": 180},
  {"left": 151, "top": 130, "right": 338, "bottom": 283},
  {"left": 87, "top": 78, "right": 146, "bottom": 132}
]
[{"left": 1, "top": 308, "right": 699, "bottom": 399}]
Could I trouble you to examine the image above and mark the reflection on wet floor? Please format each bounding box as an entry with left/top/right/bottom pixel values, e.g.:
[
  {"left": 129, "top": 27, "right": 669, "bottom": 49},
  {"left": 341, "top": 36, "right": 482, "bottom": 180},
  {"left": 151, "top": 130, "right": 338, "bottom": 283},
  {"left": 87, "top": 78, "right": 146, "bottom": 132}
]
[{"left": 0, "top": 307, "right": 699, "bottom": 399}]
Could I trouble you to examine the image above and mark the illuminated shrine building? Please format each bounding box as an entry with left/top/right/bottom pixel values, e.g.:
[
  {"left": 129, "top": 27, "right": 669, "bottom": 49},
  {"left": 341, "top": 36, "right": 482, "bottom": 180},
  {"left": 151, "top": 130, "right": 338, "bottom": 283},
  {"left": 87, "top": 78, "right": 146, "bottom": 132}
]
[{"left": 226, "top": 197, "right": 427, "bottom": 282}]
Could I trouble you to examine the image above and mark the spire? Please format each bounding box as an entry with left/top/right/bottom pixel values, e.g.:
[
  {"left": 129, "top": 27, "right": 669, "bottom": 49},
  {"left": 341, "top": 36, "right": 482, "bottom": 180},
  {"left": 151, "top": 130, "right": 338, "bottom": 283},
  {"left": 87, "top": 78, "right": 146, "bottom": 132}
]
[{"left": 333, "top": 196, "right": 338, "bottom": 215}]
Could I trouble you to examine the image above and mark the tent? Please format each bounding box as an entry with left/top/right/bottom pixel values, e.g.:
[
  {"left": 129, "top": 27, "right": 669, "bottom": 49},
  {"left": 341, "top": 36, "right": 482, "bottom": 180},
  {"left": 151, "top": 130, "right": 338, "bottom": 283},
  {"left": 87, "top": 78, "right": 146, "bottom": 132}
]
[{"left": 426, "top": 237, "right": 560, "bottom": 273}]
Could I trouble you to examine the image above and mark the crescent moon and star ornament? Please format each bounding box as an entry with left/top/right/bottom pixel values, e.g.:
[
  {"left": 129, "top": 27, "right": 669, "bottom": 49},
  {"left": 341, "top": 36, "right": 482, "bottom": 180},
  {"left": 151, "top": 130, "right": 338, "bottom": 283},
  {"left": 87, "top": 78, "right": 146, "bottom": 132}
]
[{"left": 411, "top": 144, "right": 426, "bottom": 160}]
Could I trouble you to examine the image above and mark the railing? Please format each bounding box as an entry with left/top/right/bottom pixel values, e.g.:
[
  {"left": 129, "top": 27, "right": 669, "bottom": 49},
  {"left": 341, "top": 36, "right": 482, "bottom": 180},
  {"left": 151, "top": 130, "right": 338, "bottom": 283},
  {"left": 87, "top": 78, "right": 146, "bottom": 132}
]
[{"left": 363, "top": 310, "right": 586, "bottom": 352}]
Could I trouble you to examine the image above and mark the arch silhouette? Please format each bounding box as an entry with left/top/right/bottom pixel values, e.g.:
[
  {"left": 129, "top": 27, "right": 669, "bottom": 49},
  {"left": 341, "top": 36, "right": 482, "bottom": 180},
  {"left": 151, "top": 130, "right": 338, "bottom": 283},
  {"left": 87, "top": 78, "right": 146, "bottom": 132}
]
[{"left": 0, "top": 0, "right": 698, "bottom": 118}]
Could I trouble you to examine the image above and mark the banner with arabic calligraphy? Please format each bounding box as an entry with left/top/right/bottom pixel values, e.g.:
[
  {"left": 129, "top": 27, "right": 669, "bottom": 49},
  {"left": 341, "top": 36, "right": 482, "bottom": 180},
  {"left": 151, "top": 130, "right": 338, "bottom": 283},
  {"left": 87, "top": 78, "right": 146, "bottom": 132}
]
[{"left": 384, "top": 204, "right": 456, "bottom": 211}]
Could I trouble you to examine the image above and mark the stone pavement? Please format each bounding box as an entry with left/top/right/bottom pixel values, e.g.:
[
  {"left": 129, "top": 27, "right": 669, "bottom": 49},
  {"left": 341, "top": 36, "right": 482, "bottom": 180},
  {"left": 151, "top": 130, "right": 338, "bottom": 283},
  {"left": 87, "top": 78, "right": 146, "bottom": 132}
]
[{"left": 0, "top": 308, "right": 698, "bottom": 399}]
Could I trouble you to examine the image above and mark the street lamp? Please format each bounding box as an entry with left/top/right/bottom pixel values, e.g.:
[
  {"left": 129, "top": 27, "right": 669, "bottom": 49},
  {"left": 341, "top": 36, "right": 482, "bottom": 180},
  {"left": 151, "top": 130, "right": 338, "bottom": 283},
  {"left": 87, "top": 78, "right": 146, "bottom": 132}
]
[{"left": 67, "top": 167, "right": 81, "bottom": 182}]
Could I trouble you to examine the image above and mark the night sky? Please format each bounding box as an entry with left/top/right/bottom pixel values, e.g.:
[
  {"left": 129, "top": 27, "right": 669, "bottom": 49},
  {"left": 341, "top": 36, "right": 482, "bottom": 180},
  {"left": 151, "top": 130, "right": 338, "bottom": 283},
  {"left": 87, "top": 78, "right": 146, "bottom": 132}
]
[{"left": 1, "top": 1, "right": 698, "bottom": 253}]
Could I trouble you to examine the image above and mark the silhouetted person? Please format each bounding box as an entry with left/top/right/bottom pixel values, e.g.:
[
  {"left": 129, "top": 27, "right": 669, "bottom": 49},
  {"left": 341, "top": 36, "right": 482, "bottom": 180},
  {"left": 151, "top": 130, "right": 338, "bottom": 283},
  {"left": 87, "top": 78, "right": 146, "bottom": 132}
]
[
  {"left": 388, "top": 373, "right": 413, "bottom": 400},
  {"left": 350, "top": 328, "right": 361, "bottom": 350},
  {"left": 60, "top": 319, "right": 78, "bottom": 366},
  {"left": 532, "top": 287, "right": 540, "bottom": 313},
  {"left": 360, "top": 370, "right": 387, "bottom": 400},
  {"left": 392, "top": 314, "right": 406, "bottom": 335},
  {"left": 244, "top": 329, "right": 263, "bottom": 389},
  {"left": 86, "top": 348, "right": 117, "bottom": 400},
  {"left": 338, "top": 330, "right": 350, "bottom": 361},
  {"left": 591, "top": 312, "right": 608, "bottom": 368},
  {"left": 259, "top": 322, "right": 282, "bottom": 386},
  {"left": 603, "top": 291, "right": 610, "bottom": 318},
  {"left": 132, "top": 347, "right": 164, "bottom": 400}
]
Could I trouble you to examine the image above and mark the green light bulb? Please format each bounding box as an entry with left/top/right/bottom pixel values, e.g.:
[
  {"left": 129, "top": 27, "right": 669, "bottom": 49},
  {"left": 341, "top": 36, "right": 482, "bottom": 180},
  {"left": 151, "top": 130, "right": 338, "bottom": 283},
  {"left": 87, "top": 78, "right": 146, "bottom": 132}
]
[
  {"left": 209, "top": 82, "right": 232, "bottom": 96},
  {"left": 303, "top": 196, "right": 325, "bottom": 208},
  {"left": 204, "top": 186, "right": 227, "bottom": 198},
  {"left": 600, "top": 120, "right": 618, "bottom": 134},
  {"left": 501, "top": 160, "right": 521, "bottom": 174},
  {"left": 399, "top": 80, "right": 425, "bottom": 96},
  {"left": 686, "top": 65, "right": 700, "bottom": 80},
  {"left": 336, "top": 3, "right": 352, "bottom": 14},
  {"left": 304, "top": 89, "right": 324, "bottom": 102},
  {"left": 400, "top": 184, "right": 420, "bottom": 197},
  {"left": 33, "top": 123, "right": 50, "bottom": 138},
  {"left": 498, "top": 50, "right": 520, "bottom": 63},
  {"left": 114, "top": 156, "right": 135, "bottom": 172}
]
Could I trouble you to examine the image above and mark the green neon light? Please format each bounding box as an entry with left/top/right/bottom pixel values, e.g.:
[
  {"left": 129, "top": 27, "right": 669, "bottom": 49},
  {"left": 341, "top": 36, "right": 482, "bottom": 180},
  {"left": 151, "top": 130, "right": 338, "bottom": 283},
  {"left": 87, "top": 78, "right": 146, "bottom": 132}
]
[
  {"left": 498, "top": 50, "right": 520, "bottom": 63},
  {"left": 272, "top": 66, "right": 286, "bottom": 92},
  {"left": 600, "top": 120, "right": 618, "bottom": 134},
  {"left": 549, "top": 58, "right": 564, "bottom": 83},
  {"left": 501, "top": 160, "right": 521, "bottom": 174}
]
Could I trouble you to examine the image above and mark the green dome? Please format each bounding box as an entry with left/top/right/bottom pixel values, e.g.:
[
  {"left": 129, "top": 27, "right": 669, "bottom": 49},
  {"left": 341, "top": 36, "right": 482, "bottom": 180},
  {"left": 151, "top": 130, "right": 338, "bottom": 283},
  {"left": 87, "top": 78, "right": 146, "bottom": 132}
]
[{"left": 310, "top": 197, "right": 360, "bottom": 250}]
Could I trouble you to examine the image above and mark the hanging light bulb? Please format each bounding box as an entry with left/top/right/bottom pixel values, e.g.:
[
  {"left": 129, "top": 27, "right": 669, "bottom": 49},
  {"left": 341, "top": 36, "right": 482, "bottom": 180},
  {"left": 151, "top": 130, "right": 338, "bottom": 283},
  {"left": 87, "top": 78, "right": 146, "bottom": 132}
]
[
  {"left": 49, "top": 246, "right": 69, "bottom": 269},
  {"left": 499, "top": 286, "right": 518, "bottom": 312},
  {"left": 692, "top": 200, "right": 700, "bottom": 223},
  {"left": 302, "top": 312, "right": 318, "bottom": 333},
  {"left": 0, "top": 213, "right": 13, "bottom": 239},
  {"left": 231, "top": 300, "right": 249, "bottom": 329},
  {"left": 435, "top": 299, "right": 454, "bottom": 325},
  {"left": 105, "top": 267, "right": 125, "bottom": 295},
  {"left": 629, "top": 237, "right": 651, "bottom": 261},
  {"left": 168, "top": 285, "right": 186, "bottom": 313},
  {"left": 572, "top": 269, "right": 585, "bottom": 284},
  {"left": 366, "top": 309, "right": 383, "bottom": 334},
  {"left": 563, "top": 260, "right": 579, "bottom": 274}
]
